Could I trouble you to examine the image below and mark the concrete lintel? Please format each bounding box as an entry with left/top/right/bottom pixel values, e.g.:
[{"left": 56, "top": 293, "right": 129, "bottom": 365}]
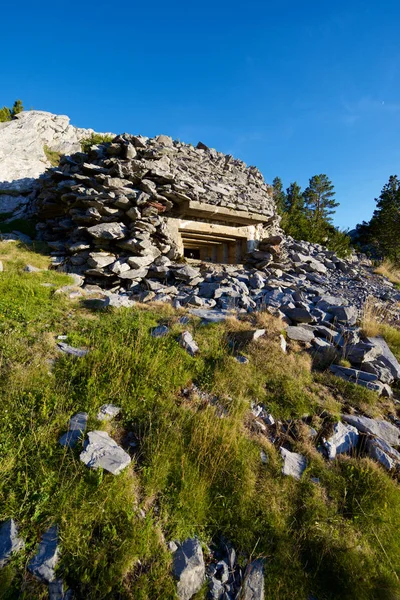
[
  {"left": 178, "top": 219, "right": 250, "bottom": 238},
  {"left": 181, "top": 200, "right": 271, "bottom": 224},
  {"left": 181, "top": 232, "right": 240, "bottom": 243}
]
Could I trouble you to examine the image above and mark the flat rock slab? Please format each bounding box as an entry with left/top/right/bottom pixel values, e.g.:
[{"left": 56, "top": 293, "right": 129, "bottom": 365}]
[
  {"left": 151, "top": 325, "right": 169, "bottom": 338},
  {"left": 280, "top": 447, "right": 307, "bottom": 480},
  {"left": 80, "top": 430, "right": 131, "bottom": 475},
  {"left": 342, "top": 415, "right": 400, "bottom": 447},
  {"left": 178, "top": 331, "right": 199, "bottom": 356},
  {"left": 28, "top": 525, "right": 59, "bottom": 583},
  {"left": 59, "top": 412, "right": 88, "bottom": 448},
  {"left": 188, "top": 308, "right": 232, "bottom": 323},
  {"left": 57, "top": 342, "right": 88, "bottom": 358},
  {"left": 0, "top": 519, "right": 25, "bottom": 567},
  {"left": 323, "top": 421, "right": 359, "bottom": 459},
  {"left": 240, "top": 559, "right": 265, "bottom": 600},
  {"left": 286, "top": 326, "right": 314, "bottom": 343},
  {"left": 172, "top": 537, "right": 205, "bottom": 600},
  {"left": 367, "top": 336, "right": 400, "bottom": 379},
  {"left": 104, "top": 294, "right": 135, "bottom": 308},
  {"left": 367, "top": 437, "right": 400, "bottom": 471},
  {"left": 96, "top": 404, "right": 121, "bottom": 421}
]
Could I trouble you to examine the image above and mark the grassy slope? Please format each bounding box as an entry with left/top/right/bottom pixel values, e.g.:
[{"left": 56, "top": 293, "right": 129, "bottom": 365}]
[{"left": 0, "top": 242, "right": 400, "bottom": 599}]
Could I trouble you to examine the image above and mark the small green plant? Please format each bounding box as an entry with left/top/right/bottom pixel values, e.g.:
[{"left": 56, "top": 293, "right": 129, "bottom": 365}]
[
  {"left": 81, "top": 133, "right": 114, "bottom": 153},
  {"left": 0, "top": 99, "right": 24, "bottom": 122},
  {"left": 43, "top": 145, "right": 62, "bottom": 167}
]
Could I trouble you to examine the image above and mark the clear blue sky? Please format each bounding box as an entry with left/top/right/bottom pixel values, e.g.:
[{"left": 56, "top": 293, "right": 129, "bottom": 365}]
[{"left": 2, "top": 0, "right": 400, "bottom": 229}]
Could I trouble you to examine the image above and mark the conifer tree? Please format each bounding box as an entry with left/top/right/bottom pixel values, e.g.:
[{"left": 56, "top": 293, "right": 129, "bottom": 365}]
[
  {"left": 304, "top": 174, "right": 338, "bottom": 237},
  {"left": 367, "top": 175, "right": 400, "bottom": 262},
  {"left": 281, "top": 182, "right": 309, "bottom": 239},
  {"left": 272, "top": 176, "right": 286, "bottom": 215},
  {"left": 0, "top": 106, "right": 11, "bottom": 122},
  {"left": 11, "top": 99, "right": 23, "bottom": 116}
]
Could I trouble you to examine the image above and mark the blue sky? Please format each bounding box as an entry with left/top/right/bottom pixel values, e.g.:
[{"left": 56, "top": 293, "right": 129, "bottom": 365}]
[{"left": 1, "top": 0, "right": 400, "bottom": 229}]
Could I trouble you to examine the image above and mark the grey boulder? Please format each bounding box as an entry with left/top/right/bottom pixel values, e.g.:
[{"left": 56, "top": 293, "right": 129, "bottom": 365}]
[
  {"left": 286, "top": 326, "right": 314, "bottom": 343},
  {"left": 0, "top": 519, "right": 25, "bottom": 567},
  {"left": 323, "top": 421, "right": 359, "bottom": 460},
  {"left": 57, "top": 342, "right": 88, "bottom": 358},
  {"left": 80, "top": 431, "right": 131, "bottom": 475},
  {"left": 87, "top": 222, "right": 127, "bottom": 240},
  {"left": 240, "top": 558, "right": 265, "bottom": 600},
  {"left": 172, "top": 537, "right": 205, "bottom": 600},
  {"left": 280, "top": 447, "right": 307, "bottom": 480},
  {"left": 178, "top": 331, "right": 199, "bottom": 356},
  {"left": 59, "top": 412, "right": 88, "bottom": 448},
  {"left": 28, "top": 525, "right": 59, "bottom": 583},
  {"left": 96, "top": 404, "right": 121, "bottom": 421},
  {"left": 342, "top": 415, "right": 400, "bottom": 447}
]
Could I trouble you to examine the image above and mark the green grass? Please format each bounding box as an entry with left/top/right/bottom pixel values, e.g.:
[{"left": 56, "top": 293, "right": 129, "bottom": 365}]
[
  {"left": 0, "top": 241, "right": 400, "bottom": 599},
  {"left": 43, "top": 145, "right": 62, "bottom": 167},
  {"left": 80, "top": 133, "right": 114, "bottom": 154}
]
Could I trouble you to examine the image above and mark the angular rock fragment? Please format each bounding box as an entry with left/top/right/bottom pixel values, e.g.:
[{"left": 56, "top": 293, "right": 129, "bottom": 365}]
[
  {"left": 286, "top": 326, "right": 314, "bottom": 343},
  {"left": 59, "top": 412, "right": 88, "bottom": 448},
  {"left": 178, "top": 331, "right": 199, "bottom": 356},
  {"left": 323, "top": 421, "right": 359, "bottom": 459},
  {"left": 104, "top": 293, "right": 135, "bottom": 308},
  {"left": 96, "top": 404, "right": 121, "bottom": 421},
  {"left": 87, "top": 222, "right": 127, "bottom": 240},
  {"left": 0, "top": 519, "right": 25, "bottom": 567},
  {"left": 240, "top": 558, "right": 265, "bottom": 600},
  {"left": 151, "top": 325, "right": 169, "bottom": 338},
  {"left": 48, "top": 580, "right": 73, "bottom": 600},
  {"left": 172, "top": 537, "right": 205, "bottom": 600},
  {"left": 280, "top": 447, "right": 307, "bottom": 480},
  {"left": 342, "top": 414, "right": 400, "bottom": 446},
  {"left": 367, "top": 437, "right": 400, "bottom": 470},
  {"left": 57, "top": 342, "right": 88, "bottom": 358},
  {"left": 80, "top": 431, "right": 131, "bottom": 475},
  {"left": 28, "top": 525, "right": 59, "bottom": 582}
]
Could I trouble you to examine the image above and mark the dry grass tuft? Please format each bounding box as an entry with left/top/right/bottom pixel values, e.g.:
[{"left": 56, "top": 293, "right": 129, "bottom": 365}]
[{"left": 374, "top": 259, "right": 400, "bottom": 285}]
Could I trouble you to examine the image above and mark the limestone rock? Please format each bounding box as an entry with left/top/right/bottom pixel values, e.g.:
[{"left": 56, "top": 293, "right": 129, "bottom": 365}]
[
  {"left": 28, "top": 525, "right": 59, "bottom": 582},
  {"left": 0, "top": 519, "right": 25, "bottom": 567},
  {"left": 280, "top": 447, "right": 307, "bottom": 480},
  {"left": 57, "top": 342, "right": 88, "bottom": 358},
  {"left": 80, "top": 430, "right": 131, "bottom": 475},
  {"left": 286, "top": 326, "right": 314, "bottom": 343},
  {"left": 96, "top": 404, "right": 121, "bottom": 421},
  {"left": 240, "top": 559, "right": 265, "bottom": 600},
  {"left": 342, "top": 415, "right": 400, "bottom": 446},
  {"left": 323, "top": 421, "right": 359, "bottom": 459},
  {"left": 178, "top": 331, "right": 199, "bottom": 356},
  {"left": 172, "top": 537, "right": 205, "bottom": 600},
  {"left": 59, "top": 412, "right": 88, "bottom": 448}
]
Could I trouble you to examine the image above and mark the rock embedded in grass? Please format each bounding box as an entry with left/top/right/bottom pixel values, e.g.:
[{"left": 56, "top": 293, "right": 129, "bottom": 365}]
[
  {"left": 342, "top": 415, "right": 400, "bottom": 447},
  {"left": 24, "top": 264, "right": 43, "bottom": 272},
  {"left": 172, "top": 537, "right": 205, "bottom": 600},
  {"left": 80, "top": 430, "right": 131, "bottom": 475},
  {"left": 178, "top": 331, "right": 199, "bottom": 356},
  {"left": 240, "top": 558, "right": 265, "bottom": 600},
  {"left": 323, "top": 421, "right": 359, "bottom": 460},
  {"left": 104, "top": 293, "right": 135, "bottom": 308},
  {"left": 0, "top": 519, "right": 25, "bottom": 567},
  {"left": 279, "top": 447, "right": 307, "bottom": 480},
  {"left": 57, "top": 342, "right": 88, "bottom": 358},
  {"left": 286, "top": 326, "right": 314, "bottom": 343},
  {"left": 151, "top": 324, "right": 169, "bottom": 338},
  {"left": 96, "top": 404, "right": 121, "bottom": 421},
  {"left": 28, "top": 525, "right": 59, "bottom": 583},
  {"left": 367, "top": 437, "right": 400, "bottom": 471},
  {"left": 59, "top": 412, "right": 88, "bottom": 448}
]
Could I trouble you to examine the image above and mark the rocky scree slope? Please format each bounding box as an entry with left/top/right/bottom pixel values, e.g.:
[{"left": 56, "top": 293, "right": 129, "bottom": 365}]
[
  {"left": 0, "top": 111, "right": 106, "bottom": 216},
  {"left": 31, "top": 133, "right": 400, "bottom": 400}
]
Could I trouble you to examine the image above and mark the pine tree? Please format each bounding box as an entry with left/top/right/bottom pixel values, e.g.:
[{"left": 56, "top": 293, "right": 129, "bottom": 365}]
[
  {"left": 282, "top": 182, "right": 309, "bottom": 239},
  {"left": 272, "top": 177, "right": 286, "bottom": 215},
  {"left": 368, "top": 175, "right": 400, "bottom": 262},
  {"left": 0, "top": 106, "right": 12, "bottom": 122},
  {"left": 304, "top": 174, "right": 339, "bottom": 237},
  {"left": 11, "top": 99, "right": 23, "bottom": 116}
]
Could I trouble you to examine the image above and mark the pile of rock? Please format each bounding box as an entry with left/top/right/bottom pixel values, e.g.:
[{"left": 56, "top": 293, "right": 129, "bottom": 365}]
[
  {"left": 0, "top": 111, "right": 103, "bottom": 216},
  {"left": 34, "top": 133, "right": 278, "bottom": 288}
]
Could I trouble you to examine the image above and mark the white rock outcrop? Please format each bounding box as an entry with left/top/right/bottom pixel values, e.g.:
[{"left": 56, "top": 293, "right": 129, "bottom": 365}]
[{"left": 0, "top": 111, "right": 102, "bottom": 215}]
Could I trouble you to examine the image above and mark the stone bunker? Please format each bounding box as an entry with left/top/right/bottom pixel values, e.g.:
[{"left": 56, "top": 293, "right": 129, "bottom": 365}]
[{"left": 35, "top": 133, "right": 281, "bottom": 287}]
